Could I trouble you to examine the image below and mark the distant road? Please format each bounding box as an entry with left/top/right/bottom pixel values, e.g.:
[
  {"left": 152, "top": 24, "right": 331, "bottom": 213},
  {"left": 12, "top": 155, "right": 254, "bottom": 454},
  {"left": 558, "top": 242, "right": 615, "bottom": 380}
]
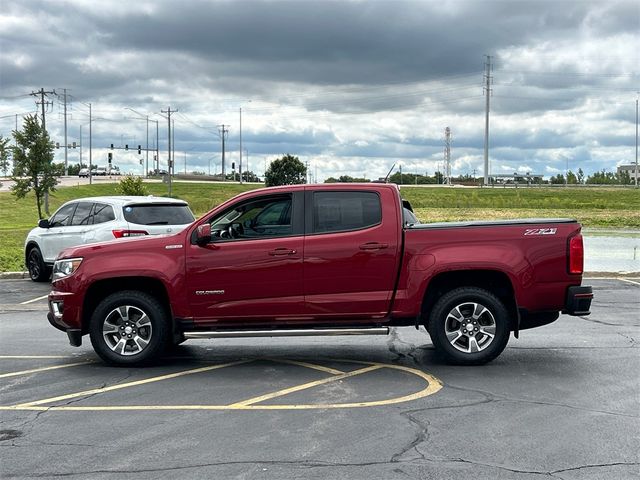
[{"left": 0, "top": 175, "right": 159, "bottom": 192}]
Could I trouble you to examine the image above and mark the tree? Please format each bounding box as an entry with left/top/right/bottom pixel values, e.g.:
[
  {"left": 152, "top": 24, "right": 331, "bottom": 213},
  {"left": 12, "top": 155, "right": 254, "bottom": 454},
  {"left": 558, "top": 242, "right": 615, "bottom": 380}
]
[
  {"left": 0, "top": 135, "right": 10, "bottom": 176},
  {"left": 577, "top": 168, "right": 585, "bottom": 184},
  {"left": 67, "top": 162, "right": 87, "bottom": 176},
  {"left": 566, "top": 170, "right": 578, "bottom": 185},
  {"left": 264, "top": 154, "right": 306, "bottom": 187},
  {"left": 11, "top": 115, "right": 62, "bottom": 219}
]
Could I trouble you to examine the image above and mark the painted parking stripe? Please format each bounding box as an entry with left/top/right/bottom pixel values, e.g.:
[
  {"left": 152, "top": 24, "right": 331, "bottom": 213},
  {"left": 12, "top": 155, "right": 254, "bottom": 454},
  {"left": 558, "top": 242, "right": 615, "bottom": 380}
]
[
  {"left": 19, "top": 294, "right": 49, "bottom": 305},
  {"left": 0, "top": 360, "right": 443, "bottom": 411},
  {"left": 14, "top": 360, "right": 251, "bottom": 407},
  {"left": 230, "top": 364, "right": 383, "bottom": 406},
  {"left": 617, "top": 278, "right": 640, "bottom": 286},
  {"left": 0, "top": 361, "right": 92, "bottom": 379},
  {"left": 267, "top": 358, "right": 344, "bottom": 375}
]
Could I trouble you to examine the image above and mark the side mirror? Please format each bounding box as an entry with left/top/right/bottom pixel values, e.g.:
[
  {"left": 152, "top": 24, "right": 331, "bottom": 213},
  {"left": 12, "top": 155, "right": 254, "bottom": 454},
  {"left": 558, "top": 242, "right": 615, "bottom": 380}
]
[
  {"left": 196, "top": 224, "right": 212, "bottom": 245},
  {"left": 38, "top": 219, "right": 50, "bottom": 229}
]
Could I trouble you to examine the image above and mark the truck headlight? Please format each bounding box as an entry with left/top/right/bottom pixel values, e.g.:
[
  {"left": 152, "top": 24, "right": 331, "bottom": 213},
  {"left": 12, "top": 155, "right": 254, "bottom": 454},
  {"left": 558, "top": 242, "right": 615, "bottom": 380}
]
[{"left": 52, "top": 258, "right": 83, "bottom": 281}]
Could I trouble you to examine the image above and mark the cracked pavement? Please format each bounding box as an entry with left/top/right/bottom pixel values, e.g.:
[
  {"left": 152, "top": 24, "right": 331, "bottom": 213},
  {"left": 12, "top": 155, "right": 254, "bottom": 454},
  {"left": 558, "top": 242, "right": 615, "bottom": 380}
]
[{"left": 0, "top": 278, "right": 638, "bottom": 479}]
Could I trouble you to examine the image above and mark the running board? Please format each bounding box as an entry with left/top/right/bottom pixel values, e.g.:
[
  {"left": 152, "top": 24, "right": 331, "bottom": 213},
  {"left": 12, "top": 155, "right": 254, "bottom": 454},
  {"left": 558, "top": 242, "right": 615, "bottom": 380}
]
[{"left": 183, "top": 327, "right": 390, "bottom": 339}]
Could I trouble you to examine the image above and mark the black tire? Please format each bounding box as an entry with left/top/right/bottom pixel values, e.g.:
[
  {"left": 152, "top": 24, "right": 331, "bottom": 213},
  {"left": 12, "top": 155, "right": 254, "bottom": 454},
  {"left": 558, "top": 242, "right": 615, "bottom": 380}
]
[
  {"left": 27, "top": 247, "right": 50, "bottom": 282},
  {"left": 89, "top": 290, "right": 170, "bottom": 366},
  {"left": 427, "top": 287, "right": 510, "bottom": 365}
]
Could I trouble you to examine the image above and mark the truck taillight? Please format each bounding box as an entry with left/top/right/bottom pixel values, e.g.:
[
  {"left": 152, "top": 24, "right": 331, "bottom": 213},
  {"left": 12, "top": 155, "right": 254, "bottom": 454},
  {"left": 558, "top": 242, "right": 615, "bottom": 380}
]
[
  {"left": 112, "top": 229, "right": 148, "bottom": 238},
  {"left": 568, "top": 233, "right": 584, "bottom": 275}
]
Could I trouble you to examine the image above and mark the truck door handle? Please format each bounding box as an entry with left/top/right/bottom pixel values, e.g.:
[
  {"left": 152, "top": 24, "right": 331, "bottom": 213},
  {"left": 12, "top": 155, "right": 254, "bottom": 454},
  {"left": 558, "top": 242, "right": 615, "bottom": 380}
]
[
  {"left": 359, "top": 242, "right": 388, "bottom": 250},
  {"left": 268, "top": 248, "right": 297, "bottom": 256}
]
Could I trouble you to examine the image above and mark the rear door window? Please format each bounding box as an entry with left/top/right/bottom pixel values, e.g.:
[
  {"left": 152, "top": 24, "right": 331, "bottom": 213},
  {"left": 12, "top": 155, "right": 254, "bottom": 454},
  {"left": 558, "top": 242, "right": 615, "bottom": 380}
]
[
  {"left": 312, "top": 191, "right": 382, "bottom": 233},
  {"left": 123, "top": 204, "right": 194, "bottom": 226},
  {"left": 92, "top": 203, "right": 116, "bottom": 224},
  {"left": 70, "top": 202, "right": 94, "bottom": 226}
]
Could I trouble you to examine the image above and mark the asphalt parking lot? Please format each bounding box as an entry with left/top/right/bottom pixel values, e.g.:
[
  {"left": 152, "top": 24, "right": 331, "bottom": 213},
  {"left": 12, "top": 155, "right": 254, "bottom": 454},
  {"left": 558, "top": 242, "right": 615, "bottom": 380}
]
[{"left": 0, "top": 278, "right": 638, "bottom": 479}]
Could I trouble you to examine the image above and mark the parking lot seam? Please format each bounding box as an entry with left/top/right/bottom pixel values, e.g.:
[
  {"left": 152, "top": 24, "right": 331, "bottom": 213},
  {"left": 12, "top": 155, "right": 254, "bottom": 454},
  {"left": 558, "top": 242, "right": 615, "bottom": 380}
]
[
  {"left": 13, "top": 359, "right": 252, "bottom": 407},
  {"left": 0, "top": 361, "right": 93, "bottom": 379}
]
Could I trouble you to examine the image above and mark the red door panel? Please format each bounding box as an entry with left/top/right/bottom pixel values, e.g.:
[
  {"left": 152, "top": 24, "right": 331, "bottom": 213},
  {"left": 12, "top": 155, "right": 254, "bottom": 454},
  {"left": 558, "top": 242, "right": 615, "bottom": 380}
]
[{"left": 185, "top": 236, "right": 304, "bottom": 323}]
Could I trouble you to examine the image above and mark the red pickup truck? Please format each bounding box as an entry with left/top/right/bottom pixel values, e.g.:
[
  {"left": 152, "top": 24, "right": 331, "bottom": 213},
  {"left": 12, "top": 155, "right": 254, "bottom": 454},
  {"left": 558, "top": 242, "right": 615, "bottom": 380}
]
[{"left": 47, "top": 183, "right": 592, "bottom": 366}]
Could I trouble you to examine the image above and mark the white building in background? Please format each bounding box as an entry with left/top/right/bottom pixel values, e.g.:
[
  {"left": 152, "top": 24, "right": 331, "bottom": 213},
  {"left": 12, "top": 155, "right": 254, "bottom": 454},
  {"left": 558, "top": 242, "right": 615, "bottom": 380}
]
[{"left": 616, "top": 164, "right": 639, "bottom": 177}]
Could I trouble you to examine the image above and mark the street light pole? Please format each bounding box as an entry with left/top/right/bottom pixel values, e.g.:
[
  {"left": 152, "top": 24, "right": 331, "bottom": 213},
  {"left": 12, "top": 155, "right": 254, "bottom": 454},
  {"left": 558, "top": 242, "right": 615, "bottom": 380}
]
[
  {"left": 125, "top": 107, "right": 150, "bottom": 177},
  {"left": 635, "top": 96, "right": 638, "bottom": 187},
  {"left": 239, "top": 107, "right": 243, "bottom": 184}
]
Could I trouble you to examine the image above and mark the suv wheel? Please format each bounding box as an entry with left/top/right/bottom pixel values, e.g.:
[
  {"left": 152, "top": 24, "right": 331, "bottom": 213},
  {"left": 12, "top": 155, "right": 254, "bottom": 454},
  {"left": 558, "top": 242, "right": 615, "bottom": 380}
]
[
  {"left": 27, "top": 247, "right": 50, "bottom": 282},
  {"left": 89, "top": 291, "right": 170, "bottom": 366},
  {"left": 427, "top": 287, "right": 510, "bottom": 365}
]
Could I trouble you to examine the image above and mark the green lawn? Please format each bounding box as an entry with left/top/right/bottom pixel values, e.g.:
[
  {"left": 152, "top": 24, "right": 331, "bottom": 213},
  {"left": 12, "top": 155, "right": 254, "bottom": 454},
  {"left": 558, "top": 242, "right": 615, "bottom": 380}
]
[{"left": 1, "top": 182, "right": 638, "bottom": 272}]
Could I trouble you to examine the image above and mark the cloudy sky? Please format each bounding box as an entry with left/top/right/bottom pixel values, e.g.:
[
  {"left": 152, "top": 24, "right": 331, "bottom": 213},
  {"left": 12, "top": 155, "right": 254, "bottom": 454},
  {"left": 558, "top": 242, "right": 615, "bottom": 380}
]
[{"left": 1, "top": 0, "right": 638, "bottom": 180}]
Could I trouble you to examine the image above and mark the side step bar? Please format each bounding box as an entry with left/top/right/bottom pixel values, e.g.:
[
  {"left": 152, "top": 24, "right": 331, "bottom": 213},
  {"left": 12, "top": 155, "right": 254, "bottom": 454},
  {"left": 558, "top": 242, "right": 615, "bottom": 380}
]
[{"left": 184, "top": 327, "right": 390, "bottom": 339}]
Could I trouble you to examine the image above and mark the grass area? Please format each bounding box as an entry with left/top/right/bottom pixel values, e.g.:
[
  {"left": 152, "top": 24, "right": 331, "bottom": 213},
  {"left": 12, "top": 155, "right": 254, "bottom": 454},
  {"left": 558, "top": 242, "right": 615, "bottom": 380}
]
[{"left": 0, "top": 182, "right": 638, "bottom": 272}]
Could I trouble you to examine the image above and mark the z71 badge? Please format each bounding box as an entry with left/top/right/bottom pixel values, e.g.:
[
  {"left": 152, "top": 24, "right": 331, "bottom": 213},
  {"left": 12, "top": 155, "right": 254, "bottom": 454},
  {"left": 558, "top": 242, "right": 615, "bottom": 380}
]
[{"left": 524, "top": 228, "right": 557, "bottom": 236}]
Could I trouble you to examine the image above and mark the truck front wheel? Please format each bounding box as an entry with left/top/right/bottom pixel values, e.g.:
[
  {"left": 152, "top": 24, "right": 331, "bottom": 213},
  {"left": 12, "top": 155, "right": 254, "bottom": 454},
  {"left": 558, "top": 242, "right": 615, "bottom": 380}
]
[
  {"left": 89, "top": 291, "right": 170, "bottom": 366},
  {"left": 427, "top": 287, "right": 510, "bottom": 365}
]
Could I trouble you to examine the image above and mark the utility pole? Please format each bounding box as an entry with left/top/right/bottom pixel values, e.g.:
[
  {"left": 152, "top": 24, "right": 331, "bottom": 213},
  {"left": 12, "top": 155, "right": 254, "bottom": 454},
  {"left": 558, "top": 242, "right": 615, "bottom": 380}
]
[
  {"left": 218, "top": 125, "right": 229, "bottom": 178},
  {"left": 161, "top": 107, "right": 177, "bottom": 196},
  {"left": 239, "top": 107, "right": 243, "bottom": 184},
  {"left": 483, "top": 55, "right": 493, "bottom": 186},
  {"left": 88, "top": 103, "right": 92, "bottom": 185},
  {"left": 444, "top": 127, "right": 452, "bottom": 185},
  {"left": 30, "top": 88, "right": 54, "bottom": 131}
]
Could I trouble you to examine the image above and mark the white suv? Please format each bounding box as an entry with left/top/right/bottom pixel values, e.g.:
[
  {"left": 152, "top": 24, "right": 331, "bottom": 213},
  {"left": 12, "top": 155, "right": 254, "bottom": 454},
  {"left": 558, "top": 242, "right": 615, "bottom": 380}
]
[{"left": 25, "top": 196, "right": 195, "bottom": 281}]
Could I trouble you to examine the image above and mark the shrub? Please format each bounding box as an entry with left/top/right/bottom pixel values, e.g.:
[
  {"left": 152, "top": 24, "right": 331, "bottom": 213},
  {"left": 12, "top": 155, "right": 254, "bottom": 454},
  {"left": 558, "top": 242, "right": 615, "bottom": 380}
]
[{"left": 117, "top": 175, "right": 148, "bottom": 196}]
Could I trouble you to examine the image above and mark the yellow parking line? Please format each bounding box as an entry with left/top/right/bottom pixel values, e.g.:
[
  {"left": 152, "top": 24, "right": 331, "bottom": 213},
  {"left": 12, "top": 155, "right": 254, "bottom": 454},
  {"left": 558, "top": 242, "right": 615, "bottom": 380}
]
[
  {"left": 266, "top": 358, "right": 344, "bottom": 375},
  {"left": 0, "top": 359, "right": 444, "bottom": 411},
  {"left": 230, "top": 364, "right": 383, "bottom": 407},
  {"left": 0, "top": 361, "right": 92, "bottom": 379},
  {"left": 15, "top": 360, "right": 251, "bottom": 407},
  {"left": 19, "top": 294, "right": 49, "bottom": 305}
]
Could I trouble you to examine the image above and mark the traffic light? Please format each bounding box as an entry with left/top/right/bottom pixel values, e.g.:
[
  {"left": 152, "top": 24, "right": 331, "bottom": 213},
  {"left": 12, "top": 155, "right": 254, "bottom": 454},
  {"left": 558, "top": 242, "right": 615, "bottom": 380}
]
[
  {"left": 137, "top": 145, "right": 141, "bottom": 154},
  {"left": 110, "top": 144, "right": 114, "bottom": 149},
  {"left": 55, "top": 142, "right": 60, "bottom": 149},
  {"left": 232, "top": 162, "right": 235, "bottom": 170},
  {"left": 125, "top": 144, "right": 129, "bottom": 150},
  {"left": 72, "top": 141, "right": 76, "bottom": 148},
  {"left": 108, "top": 152, "right": 112, "bottom": 163}
]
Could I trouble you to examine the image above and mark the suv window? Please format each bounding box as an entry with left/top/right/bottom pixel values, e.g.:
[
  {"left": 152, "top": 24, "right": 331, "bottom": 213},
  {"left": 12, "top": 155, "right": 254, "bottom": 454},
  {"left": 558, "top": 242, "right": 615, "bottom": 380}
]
[
  {"left": 49, "top": 203, "right": 77, "bottom": 227},
  {"left": 210, "top": 195, "right": 292, "bottom": 240},
  {"left": 123, "top": 204, "right": 194, "bottom": 225},
  {"left": 313, "top": 191, "right": 381, "bottom": 233},
  {"left": 92, "top": 203, "right": 115, "bottom": 224},
  {"left": 71, "top": 202, "right": 94, "bottom": 226}
]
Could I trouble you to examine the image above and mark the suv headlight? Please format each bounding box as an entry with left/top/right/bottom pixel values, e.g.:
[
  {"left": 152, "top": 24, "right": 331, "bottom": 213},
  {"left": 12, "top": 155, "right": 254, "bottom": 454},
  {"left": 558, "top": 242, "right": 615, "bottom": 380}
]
[{"left": 52, "top": 258, "right": 83, "bottom": 281}]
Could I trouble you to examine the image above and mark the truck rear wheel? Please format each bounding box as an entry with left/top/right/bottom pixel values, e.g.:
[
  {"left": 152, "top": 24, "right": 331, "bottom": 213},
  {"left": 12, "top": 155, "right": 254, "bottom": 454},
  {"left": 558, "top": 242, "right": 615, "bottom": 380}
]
[
  {"left": 427, "top": 287, "right": 510, "bottom": 365},
  {"left": 89, "top": 291, "right": 170, "bottom": 366}
]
